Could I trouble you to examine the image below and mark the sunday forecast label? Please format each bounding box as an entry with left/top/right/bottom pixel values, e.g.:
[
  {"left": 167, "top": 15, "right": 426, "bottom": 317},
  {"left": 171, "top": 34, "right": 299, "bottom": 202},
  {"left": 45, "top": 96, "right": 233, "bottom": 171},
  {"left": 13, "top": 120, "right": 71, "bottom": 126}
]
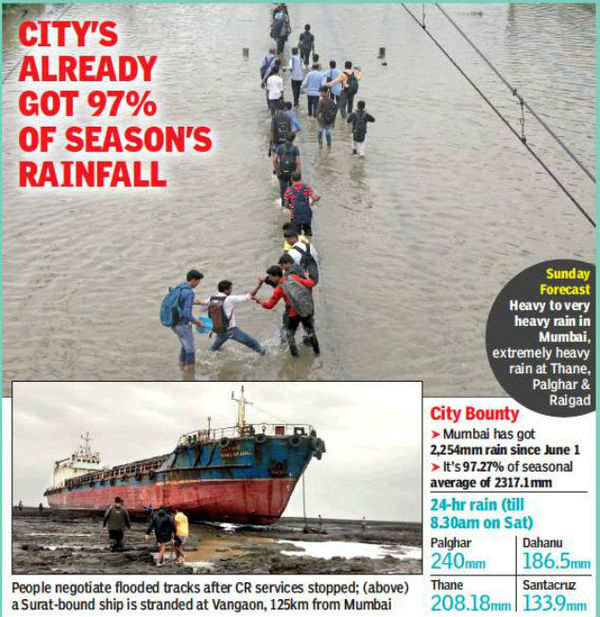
[{"left": 486, "top": 260, "right": 595, "bottom": 417}]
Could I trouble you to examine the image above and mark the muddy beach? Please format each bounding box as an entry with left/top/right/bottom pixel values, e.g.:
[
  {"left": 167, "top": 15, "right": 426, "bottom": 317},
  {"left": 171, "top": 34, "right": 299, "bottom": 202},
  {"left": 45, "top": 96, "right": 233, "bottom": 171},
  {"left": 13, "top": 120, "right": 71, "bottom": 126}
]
[{"left": 13, "top": 509, "right": 422, "bottom": 575}]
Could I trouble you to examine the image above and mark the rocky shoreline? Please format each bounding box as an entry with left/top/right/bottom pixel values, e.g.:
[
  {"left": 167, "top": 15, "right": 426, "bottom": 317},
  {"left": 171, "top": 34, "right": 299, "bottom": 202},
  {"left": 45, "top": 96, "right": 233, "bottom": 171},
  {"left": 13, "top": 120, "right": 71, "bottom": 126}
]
[{"left": 13, "top": 509, "right": 422, "bottom": 575}]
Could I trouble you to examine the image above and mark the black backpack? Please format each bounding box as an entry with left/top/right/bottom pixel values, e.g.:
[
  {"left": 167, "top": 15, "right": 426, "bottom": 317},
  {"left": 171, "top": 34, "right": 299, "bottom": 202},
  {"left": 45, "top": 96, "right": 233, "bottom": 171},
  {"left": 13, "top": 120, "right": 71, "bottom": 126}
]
[
  {"left": 346, "top": 71, "right": 359, "bottom": 96},
  {"left": 207, "top": 296, "right": 230, "bottom": 334},
  {"left": 353, "top": 111, "right": 368, "bottom": 142},
  {"left": 281, "top": 278, "right": 314, "bottom": 318},
  {"left": 292, "top": 243, "right": 319, "bottom": 285},
  {"left": 320, "top": 98, "right": 337, "bottom": 125},
  {"left": 278, "top": 144, "right": 297, "bottom": 176},
  {"left": 273, "top": 110, "right": 291, "bottom": 143}
]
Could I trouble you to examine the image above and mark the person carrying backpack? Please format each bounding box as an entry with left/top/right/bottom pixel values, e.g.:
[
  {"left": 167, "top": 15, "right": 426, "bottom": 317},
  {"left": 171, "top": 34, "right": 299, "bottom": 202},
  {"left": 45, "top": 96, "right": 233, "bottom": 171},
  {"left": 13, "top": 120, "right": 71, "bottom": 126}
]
[
  {"left": 270, "top": 99, "right": 292, "bottom": 151},
  {"left": 315, "top": 86, "right": 337, "bottom": 147},
  {"left": 283, "top": 171, "right": 321, "bottom": 239},
  {"left": 199, "top": 280, "right": 265, "bottom": 355},
  {"left": 271, "top": 9, "right": 290, "bottom": 55},
  {"left": 347, "top": 100, "right": 375, "bottom": 157},
  {"left": 325, "top": 60, "right": 362, "bottom": 118},
  {"left": 260, "top": 48, "right": 277, "bottom": 82},
  {"left": 255, "top": 260, "right": 319, "bottom": 357},
  {"left": 273, "top": 133, "right": 301, "bottom": 207},
  {"left": 160, "top": 269, "right": 205, "bottom": 375},
  {"left": 284, "top": 227, "right": 319, "bottom": 285}
]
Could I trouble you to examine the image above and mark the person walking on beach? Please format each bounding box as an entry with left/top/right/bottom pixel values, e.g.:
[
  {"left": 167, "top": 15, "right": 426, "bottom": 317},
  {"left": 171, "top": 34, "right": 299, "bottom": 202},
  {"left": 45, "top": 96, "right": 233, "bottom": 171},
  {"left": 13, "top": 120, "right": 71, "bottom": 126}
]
[
  {"left": 298, "top": 24, "right": 315, "bottom": 67},
  {"left": 325, "top": 61, "right": 362, "bottom": 118},
  {"left": 145, "top": 506, "right": 176, "bottom": 567},
  {"left": 200, "top": 280, "right": 266, "bottom": 355},
  {"left": 162, "top": 270, "right": 206, "bottom": 378},
  {"left": 255, "top": 257, "right": 319, "bottom": 356},
  {"left": 284, "top": 171, "right": 321, "bottom": 239},
  {"left": 289, "top": 48, "right": 304, "bottom": 107},
  {"left": 273, "top": 133, "right": 301, "bottom": 207},
  {"left": 173, "top": 507, "right": 189, "bottom": 565},
  {"left": 347, "top": 100, "right": 375, "bottom": 157},
  {"left": 103, "top": 496, "right": 131, "bottom": 552},
  {"left": 315, "top": 86, "right": 338, "bottom": 147},
  {"left": 301, "top": 63, "right": 325, "bottom": 117}
]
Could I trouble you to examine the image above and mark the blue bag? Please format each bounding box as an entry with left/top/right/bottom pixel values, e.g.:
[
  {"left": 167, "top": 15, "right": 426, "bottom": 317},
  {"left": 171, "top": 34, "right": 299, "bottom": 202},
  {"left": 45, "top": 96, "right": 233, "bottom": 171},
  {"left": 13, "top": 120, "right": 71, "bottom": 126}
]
[
  {"left": 160, "top": 283, "right": 187, "bottom": 327},
  {"left": 196, "top": 316, "right": 214, "bottom": 334}
]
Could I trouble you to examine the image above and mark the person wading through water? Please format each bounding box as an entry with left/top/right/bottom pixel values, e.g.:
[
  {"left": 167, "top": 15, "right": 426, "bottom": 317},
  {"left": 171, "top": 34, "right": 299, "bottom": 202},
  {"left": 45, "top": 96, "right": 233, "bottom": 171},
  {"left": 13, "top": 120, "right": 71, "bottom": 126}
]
[
  {"left": 301, "top": 63, "right": 325, "bottom": 117},
  {"left": 255, "top": 258, "right": 319, "bottom": 356},
  {"left": 199, "top": 280, "right": 266, "bottom": 355},
  {"left": 160, "top": 270, "right": 206, "bottom": 380},
  {"left": 315, "top": 86, "right": 338, "bottom": 147},
  {"left": 270, "top": 98, "right": 292, "bottom": 156},
  {"left": 273, "top": 132, "right": 301, "bottom": 207},
  {"left": 325, "top": 60, "right": 362, "bottom": 118},
  {"left": 288, "top": 47, "right": 304, "bottom": 107},
  {"left": 347, "top": 100, "right": 375, "bottom": 157},
  {"left": 298, "top": 24, "right": 315, "bottom": 68},
  {"left": 284, "top": 171, "right": 321, "bottom": 239}
]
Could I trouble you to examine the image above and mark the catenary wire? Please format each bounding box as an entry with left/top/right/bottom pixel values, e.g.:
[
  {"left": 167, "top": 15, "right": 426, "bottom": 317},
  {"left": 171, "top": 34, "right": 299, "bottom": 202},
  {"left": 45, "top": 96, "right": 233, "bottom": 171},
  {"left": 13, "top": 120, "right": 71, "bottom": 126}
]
[
  {"left": 401, "top": 3, "right": 595, "bottom": 228},
  {"left": 435, "top": 3, "right": 595, "bottom": 184}
]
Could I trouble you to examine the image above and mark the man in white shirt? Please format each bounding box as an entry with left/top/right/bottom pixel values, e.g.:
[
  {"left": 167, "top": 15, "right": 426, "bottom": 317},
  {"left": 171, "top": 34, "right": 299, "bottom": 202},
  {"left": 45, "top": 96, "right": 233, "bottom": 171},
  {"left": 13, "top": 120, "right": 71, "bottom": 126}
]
[
  {"left": 265, "top": 65, "right": 284, "bottom": 115},
  {"left": 204, "top": 280, "right": 265, "bottom": 355}
]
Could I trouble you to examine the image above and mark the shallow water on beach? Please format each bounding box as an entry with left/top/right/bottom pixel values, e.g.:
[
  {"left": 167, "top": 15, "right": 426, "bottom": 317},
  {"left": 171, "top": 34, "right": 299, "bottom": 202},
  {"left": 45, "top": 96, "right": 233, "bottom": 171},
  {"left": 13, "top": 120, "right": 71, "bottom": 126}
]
[{"left": 2, "top": 4, "right": 595, "bottom": 392}]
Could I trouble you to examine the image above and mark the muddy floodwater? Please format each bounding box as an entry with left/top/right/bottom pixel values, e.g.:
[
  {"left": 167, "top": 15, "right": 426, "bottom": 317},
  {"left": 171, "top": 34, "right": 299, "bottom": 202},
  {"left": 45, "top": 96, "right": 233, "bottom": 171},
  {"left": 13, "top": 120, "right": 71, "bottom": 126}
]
[
  {"left": 13, "top": 510, "right": 422, "bottom": 574},
  {"left": 2, "top": 4, "right": 595, "bottom": 392}
]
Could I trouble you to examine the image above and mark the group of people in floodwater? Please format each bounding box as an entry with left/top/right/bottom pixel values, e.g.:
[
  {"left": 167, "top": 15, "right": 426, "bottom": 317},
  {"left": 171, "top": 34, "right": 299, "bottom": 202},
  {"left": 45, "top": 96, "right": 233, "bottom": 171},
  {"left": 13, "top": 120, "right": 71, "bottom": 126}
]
[{"left": 162, "top": 5, "right": 377, "bottom": 375}]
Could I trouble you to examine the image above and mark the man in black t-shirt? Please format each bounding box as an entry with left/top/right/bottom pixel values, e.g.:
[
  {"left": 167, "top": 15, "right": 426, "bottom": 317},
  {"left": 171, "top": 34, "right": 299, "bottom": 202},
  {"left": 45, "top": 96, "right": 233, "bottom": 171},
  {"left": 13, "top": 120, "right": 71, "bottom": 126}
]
[
  {"left": 347, "top": 100, "right": 375, "bottom": 157},
  {"left": 298, "top": 24, "right": 315, "bottom": 67}
]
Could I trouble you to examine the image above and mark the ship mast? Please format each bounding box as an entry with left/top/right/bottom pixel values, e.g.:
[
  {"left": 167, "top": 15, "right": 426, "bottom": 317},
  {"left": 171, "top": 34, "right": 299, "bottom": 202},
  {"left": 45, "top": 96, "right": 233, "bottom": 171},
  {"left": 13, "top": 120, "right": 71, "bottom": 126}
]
[
  {"left": 232, "top": 386, "right": 252, "bottom": 432},
  {"left": 79, "top": 432, "right": 92, "bottom": 456}
]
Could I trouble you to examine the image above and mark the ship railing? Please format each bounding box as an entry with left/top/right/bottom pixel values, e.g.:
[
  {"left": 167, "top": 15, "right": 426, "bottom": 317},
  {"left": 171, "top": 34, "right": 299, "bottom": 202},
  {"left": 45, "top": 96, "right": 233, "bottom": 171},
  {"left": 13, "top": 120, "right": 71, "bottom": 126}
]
[
  {"left": 177, "top": 423, "right": 315, "bottom": 446},
  {"left": 63, "top": 457, "right": 167, "bottom": 487}
]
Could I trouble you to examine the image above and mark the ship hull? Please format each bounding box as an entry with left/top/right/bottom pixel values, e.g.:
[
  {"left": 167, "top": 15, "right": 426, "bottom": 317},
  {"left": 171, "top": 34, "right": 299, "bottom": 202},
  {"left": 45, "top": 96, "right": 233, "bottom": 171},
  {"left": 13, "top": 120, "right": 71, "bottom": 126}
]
[
  {"left": 46, "top": 477, "right": 297, "bottom": 525},
  {"left": 46, "top": 431, "right": 325, "bottom": 525}
]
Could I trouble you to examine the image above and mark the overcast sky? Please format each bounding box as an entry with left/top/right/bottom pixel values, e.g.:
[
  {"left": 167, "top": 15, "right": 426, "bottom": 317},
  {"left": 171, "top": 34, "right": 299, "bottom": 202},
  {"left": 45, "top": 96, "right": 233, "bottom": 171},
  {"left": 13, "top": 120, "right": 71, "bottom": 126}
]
[{"left": 12, "top": 381, "right": 421, "bottom": 521}]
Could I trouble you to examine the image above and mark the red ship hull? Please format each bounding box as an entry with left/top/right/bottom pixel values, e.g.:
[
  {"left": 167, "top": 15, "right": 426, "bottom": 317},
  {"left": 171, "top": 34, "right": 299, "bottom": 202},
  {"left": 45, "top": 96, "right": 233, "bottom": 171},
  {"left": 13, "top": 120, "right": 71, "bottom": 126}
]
[{"left": 46, "top": 477, "right": 298, "bottom": 525}]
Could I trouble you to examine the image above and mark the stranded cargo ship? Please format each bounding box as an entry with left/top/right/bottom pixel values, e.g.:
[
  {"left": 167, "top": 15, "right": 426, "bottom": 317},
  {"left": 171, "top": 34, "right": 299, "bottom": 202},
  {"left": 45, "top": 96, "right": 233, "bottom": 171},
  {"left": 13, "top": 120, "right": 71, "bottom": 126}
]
[{"left": 44, "top": 388, "right": 325, "bottom": 525}]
